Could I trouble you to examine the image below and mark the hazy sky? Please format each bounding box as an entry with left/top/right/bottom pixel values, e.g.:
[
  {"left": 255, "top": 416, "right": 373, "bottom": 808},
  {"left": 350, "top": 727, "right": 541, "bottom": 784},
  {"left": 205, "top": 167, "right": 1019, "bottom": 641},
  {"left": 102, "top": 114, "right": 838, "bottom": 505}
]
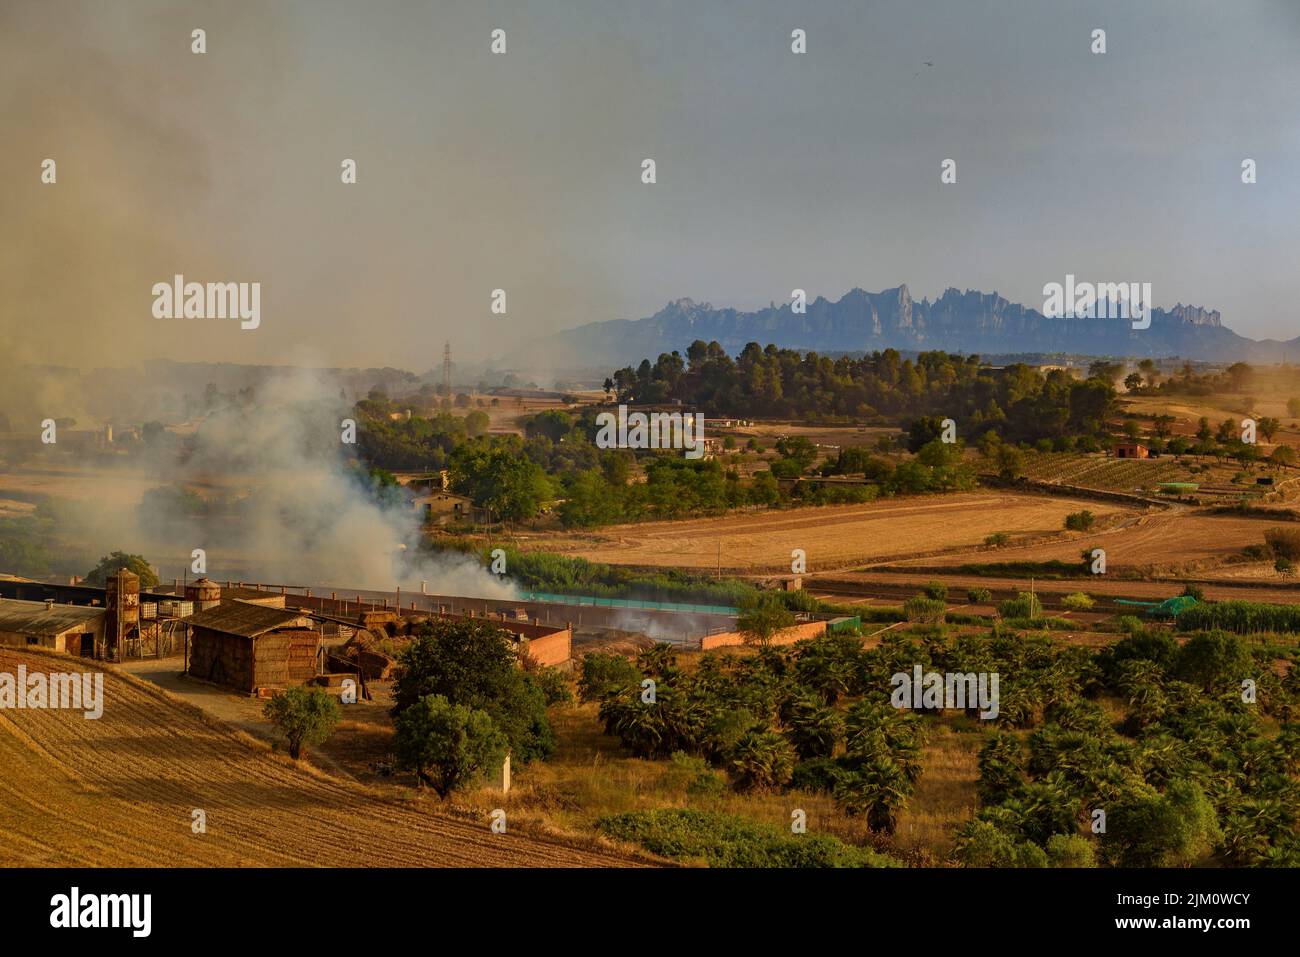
[{"left": 3, "top": 0, "right": 1298, "bottom": 372}]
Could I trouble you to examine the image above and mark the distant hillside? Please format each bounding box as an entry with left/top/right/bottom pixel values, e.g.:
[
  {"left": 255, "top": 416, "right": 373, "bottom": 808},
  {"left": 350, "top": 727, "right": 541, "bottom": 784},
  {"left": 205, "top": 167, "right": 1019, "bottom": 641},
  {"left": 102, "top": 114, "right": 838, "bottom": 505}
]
[{"left": 506, "top": 286, "right": 1297, "bottom": 368}]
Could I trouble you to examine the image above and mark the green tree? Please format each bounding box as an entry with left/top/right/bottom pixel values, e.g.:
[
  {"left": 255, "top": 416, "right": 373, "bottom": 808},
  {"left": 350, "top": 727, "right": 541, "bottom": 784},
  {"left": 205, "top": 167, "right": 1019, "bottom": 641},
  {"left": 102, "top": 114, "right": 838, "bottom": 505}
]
[
  {"left": 263, "top": 686, "right": 340, "bottom": 760},
  {"left": 1175, "top": 630, "right": 1253, "bottom": 694},
  {"left": 577, "top": 652, "right": 641, "bottom": 703},
  {"left": 464, "top": 409, "right": 491, "bottom": 438},
  {"left": 392, "top": 618, "right": 554, "bottom": 762},
  {"left": 448, "top": 439, "right": 555, "bottom": 523},
  {"left": 994, "top": 443, "right": 1023, "bottom": 481},
  {"left": 393, "top": 694, "right": 508, "bottom": 797},
  {"left": 1102, "top": 779, "right": 1220, "bottom": 867},
  {"left": 84, "top": 551, "right": 159, "bottom": 588},
  {"left": 737, "top": 593, "right": 796, "bottom": 649}
]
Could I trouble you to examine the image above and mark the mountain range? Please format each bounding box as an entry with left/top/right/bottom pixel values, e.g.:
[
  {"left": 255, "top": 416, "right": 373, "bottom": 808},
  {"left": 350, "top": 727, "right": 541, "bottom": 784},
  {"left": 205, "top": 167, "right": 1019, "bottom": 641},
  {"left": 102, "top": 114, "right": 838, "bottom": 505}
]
[{"left": 505, "top": 286, "right": 1298, "bottom": 369}]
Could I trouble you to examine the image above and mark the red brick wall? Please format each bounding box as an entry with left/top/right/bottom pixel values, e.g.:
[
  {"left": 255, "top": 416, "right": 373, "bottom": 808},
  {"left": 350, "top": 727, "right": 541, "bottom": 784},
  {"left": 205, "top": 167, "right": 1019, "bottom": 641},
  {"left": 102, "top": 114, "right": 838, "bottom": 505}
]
[{"left": 699, "top": 619, "right": 827, "bottom": 651}]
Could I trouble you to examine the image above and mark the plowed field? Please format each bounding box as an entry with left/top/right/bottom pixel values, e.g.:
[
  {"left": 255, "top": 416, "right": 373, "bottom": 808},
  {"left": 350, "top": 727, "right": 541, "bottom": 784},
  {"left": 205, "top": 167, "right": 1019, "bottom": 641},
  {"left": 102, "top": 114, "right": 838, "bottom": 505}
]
[
  {"left": 523, "top": 493, "right": 1135, "bottom": 573},
  {"left": 0, "top": 651, "right": 638, "bottom": 867},
  {"left": 893, "top": 509, "right": 1277, "bottom": 573}
]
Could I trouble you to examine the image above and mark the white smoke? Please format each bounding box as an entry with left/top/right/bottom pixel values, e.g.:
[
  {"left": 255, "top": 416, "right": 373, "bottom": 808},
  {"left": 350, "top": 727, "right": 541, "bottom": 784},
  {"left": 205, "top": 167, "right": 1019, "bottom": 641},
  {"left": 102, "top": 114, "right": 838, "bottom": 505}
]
[{"left": 17, "top": 365, "right": 514, "bottom": 599}]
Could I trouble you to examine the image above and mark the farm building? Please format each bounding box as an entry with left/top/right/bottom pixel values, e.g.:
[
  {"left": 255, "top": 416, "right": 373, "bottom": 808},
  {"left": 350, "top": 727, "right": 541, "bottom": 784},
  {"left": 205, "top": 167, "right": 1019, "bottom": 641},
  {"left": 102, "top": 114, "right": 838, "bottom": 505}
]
[
  {"left": 185, "top": 602, "right": 321, "bottom": 695},
  {"left": 0, "top": 598, "right": 105, "bottom": 656},
  {"left": 1114, "top": 443, "right": 1150, "bottom": 459}
]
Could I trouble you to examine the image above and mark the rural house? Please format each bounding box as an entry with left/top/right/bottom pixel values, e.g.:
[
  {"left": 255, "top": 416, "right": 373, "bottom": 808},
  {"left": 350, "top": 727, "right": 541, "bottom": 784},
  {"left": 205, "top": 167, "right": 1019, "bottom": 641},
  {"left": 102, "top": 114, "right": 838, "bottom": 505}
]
[{"left": 1114, "top": 442, "right": 1150, "bottom": 459}]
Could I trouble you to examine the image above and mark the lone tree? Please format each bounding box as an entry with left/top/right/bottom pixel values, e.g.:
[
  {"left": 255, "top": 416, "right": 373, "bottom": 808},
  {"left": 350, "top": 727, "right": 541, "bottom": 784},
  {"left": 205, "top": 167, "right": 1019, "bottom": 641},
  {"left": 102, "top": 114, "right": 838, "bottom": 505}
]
[
  {"left": 736, "top": 593, "right": 796, "bottom": 650},
  {"left": 393, "top": 694, "right": 507, "bottom": 797},
  {"left": 85, "top": 551, "right": 159, "bottom": 588},
  {"left": 263, "top": 686, "right": 340, "bottom": 760},
  {"left": 392, "top": 617, "right": 554, "bottom": 762}
]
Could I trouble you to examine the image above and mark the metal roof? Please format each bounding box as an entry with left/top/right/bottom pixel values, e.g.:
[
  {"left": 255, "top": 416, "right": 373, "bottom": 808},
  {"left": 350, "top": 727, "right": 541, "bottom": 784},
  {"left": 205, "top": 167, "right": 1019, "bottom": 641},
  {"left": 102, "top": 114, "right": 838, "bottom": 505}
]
[
  {"left": 0, "top": 598, "right": 106, "bottom": 637},
  {"left": 185, "top": 601, "right": 313, "bottom": 639}
]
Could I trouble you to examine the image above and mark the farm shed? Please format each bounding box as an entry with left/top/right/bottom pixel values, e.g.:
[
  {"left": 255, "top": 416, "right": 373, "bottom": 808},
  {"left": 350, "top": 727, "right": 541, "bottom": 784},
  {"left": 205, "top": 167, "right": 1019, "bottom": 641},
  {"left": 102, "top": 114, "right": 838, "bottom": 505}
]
[
  {"left": 185, "top": 602, "right": 320, "bottom": 695},
  {"left": 1114, "top": 443, "right": 1150, "bottom": 459},
  {"left": 0, "top": 598, "right": 105, "bottom": 656}
]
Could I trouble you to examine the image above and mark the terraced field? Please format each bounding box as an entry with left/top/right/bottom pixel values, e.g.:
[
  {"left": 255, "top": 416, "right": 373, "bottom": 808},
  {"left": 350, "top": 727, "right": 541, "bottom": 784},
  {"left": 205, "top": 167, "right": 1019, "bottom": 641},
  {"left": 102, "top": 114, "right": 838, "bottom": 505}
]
[{"left": 0, "top": 650, "right": 638, "bottom": 868}]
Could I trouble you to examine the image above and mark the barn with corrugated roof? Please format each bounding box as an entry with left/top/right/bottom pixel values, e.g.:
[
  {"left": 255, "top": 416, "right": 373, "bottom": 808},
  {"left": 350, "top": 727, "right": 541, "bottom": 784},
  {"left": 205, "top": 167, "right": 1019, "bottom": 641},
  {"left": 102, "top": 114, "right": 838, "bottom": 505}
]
[
  {"left": 0, "top": 598, "right": 106, "bottom": 656},
  {"left": 185, "top": 602, "right": 321, "bottom": 695}
]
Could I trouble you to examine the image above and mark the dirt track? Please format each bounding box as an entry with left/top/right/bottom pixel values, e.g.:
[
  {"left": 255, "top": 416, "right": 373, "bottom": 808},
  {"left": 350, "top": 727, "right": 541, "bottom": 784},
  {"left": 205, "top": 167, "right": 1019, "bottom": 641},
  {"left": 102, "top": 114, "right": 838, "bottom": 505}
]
[{"left": 0, "top": 651, "right": 639, "bottom": 867}]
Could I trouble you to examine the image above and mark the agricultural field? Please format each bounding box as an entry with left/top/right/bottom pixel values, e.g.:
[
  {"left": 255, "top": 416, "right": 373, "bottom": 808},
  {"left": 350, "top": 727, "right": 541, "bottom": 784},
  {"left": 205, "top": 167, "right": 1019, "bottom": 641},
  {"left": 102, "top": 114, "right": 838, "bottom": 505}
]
[
  {"left": 1019, "top": 453, "right": 1195, "bottom": 491},
  {"left": 1125, "top": 392, "right": 1300, "bottom": 449},
  {"left": 0, "top": 650, "right": 639, "bottom": 868},
  {"left": 886, "top": 509, "right": 1285, "bottom": 576},
  {"left": 518, "top": 492, "right": 1136, "bottom": 574}
]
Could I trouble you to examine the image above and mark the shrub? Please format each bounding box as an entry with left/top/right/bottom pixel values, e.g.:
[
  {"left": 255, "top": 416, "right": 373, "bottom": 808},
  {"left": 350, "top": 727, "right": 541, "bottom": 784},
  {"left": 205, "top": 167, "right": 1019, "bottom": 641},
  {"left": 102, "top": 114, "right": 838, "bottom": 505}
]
[
  {"left": 952, "top": 820, "right": 1047, "bottom": 868},
  {"left": 728, "top": 730, "right": 796, "bottom": 792},
  {"left": 1064, "top": 510, "right": 1095, "bottom": 531},
  {"left": 984, "top": 532, "right": 1011, "bottom": 547},
  {"left": 904, "top": 595, "right": 947, "bottom": 623},
  {"left": 1265, "top": 526, "right": 1300, "bottom": 560},
  {"left": 1114, "top": 614, "right": 1145, "bottom": 635},
  {"left": 263, "top": 686, "right": 340, "bottom": 760},
  {"left": 597, "top": 809, "right": 898, "bottom": 867},
  {"left": 1061, "top": 592, "right": 1094, "bottom": 612},
  {"left": 789, "top": 756, "right": 847, "bottom": 794},
  {"left": 1101, "top": 779, "right": 1220, "bottom": 867},
  {"left": 784, "top": 697, "right": 845, "bottom": 760},
  {"left": 531, "top": 666, "right": 574, "bottom": 706},
  {"left": 576, "top": 652, "right": 640, "bottom": 703},
  {"left": 1045, "top": 834, "right": 1096, "bottom": 868},
  {"left": 966, "top": 587, "right": 992, "bottom": 604},
  {"left": 998, "top": 592, "right": 1043, "bottom": 620},
  {"left": 921, "top": 580, "right": 949, "bottom": 602},
  {"left": 666, "top": 751, "right": 726, "bottom": 798},
  {"left": 977, "top": 731, "right": 1025, "bottom": 805}
]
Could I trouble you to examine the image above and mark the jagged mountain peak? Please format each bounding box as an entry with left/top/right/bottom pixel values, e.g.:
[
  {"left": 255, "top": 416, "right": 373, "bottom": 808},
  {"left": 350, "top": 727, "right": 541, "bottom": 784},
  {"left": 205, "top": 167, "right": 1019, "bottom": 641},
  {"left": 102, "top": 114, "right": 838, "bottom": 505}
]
[{"left": 505, "top": 284, "right": 1279, "bottom": 368}]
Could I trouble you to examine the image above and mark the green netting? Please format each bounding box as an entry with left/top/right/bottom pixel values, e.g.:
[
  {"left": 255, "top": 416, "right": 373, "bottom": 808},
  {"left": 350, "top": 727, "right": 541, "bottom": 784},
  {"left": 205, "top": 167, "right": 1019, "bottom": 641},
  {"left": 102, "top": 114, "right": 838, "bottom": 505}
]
[{"left": 1114, "top": 596, "right": 1197, "bottom": 618}]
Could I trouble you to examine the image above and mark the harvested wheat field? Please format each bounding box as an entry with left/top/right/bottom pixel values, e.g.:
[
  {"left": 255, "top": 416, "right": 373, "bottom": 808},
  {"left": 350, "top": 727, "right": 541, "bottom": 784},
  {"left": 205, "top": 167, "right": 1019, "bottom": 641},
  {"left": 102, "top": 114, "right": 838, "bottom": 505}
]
[
  {"left": 0, "top": 650, "right": 639, "bottom": 868},
  {"left": 894, "top": 509, "right": 1280, "bottom": 575},
  {"left": 524, "top": 493, "right": 1135, "bottom": 573}
]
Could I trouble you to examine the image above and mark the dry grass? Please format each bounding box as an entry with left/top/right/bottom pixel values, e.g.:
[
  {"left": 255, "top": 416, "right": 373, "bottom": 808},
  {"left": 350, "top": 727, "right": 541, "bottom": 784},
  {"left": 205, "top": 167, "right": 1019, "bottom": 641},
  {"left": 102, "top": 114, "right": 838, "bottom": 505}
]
[
  {"left": 478, "top": 696, "right": 988, "bottom": 866},
  {"left": 0, "top": 649, "right": 639, "bottom": 867},
  {"left": 517, "top": 493, "right": 1135, "bottom": 574}
]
